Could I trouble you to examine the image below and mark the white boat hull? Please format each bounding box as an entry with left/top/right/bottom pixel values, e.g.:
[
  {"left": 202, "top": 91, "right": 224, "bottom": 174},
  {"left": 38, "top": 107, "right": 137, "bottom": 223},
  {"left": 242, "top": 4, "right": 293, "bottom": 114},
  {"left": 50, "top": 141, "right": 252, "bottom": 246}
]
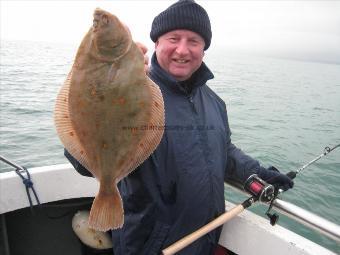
[{"left": 0, "top": 164, "right": 337, "bottom": 255}]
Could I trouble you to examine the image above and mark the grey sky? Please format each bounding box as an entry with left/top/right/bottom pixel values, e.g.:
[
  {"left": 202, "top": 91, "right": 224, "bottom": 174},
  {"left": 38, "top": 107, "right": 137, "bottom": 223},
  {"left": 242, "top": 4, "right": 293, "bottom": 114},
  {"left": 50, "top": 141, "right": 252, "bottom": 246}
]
[{"left": 1, "top": 1, "right": 339, "bottom": 63}]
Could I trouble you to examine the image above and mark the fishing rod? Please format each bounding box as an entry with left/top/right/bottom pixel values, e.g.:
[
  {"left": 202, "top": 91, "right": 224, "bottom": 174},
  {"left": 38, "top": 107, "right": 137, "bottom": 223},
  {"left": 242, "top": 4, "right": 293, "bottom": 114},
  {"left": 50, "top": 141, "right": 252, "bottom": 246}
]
[
  {"left": 162, "top": 144, "right": 340, "bottom": 255},
  {"left": 265, "top": 143, "right": 340, "bottom": 225},
  {"left": 286, "top": 143, "right": 340, "bottom": 180},
  {"left": 162, "top": 175, "right": 274, "bottom": 255}
]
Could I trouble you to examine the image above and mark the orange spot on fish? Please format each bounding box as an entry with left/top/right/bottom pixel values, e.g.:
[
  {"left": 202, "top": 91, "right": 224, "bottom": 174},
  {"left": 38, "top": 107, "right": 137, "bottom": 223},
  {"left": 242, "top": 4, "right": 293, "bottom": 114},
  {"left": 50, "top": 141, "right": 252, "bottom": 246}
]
[
  {"left": 118, "top": 98, "right": 126, "bottom": 105},
  {"left": 154, "top": 102, "right": 159, "bottom": 108},
  {"left": 118, "top": 159, "right": 124, "bottom": 168},
  {"left": 64, "top": 115, "right": 68, "bottom": 119},
  {"left": 69, "top": 131, "right": 74, "bottom": 136},
  {"left": 78, "top": 99, "right": 85, "bottom": 108},
  {"left": 102, "top": 142, "right": 108, "bottom": 149},
  {"left": 80, "top": 150, "right": 84, "bottom": 155},
  {"left": 139, "top": 101, "right": 145, "bottom": 107},
  {"left": 91, "top": 88, "right": 96, "bottom": 96},
  {"left": 139, "top": 143, "right": 144, "bottom": 148},
  {"left": 130, "top": 128, "right": 138, "bottom": 135}
]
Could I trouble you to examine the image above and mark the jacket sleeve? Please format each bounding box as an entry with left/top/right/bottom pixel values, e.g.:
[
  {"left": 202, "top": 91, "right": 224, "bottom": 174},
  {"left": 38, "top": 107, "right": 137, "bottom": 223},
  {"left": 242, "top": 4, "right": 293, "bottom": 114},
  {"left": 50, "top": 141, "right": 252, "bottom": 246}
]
[
  {"left": 64, "top": 149, "right": 93, "bottom": 177},
  {"left": 224, "top": 141, "right": 266, "bottom": 184},
  {"left": 223, "top": 110, "right": 266, "bottom": 184}
]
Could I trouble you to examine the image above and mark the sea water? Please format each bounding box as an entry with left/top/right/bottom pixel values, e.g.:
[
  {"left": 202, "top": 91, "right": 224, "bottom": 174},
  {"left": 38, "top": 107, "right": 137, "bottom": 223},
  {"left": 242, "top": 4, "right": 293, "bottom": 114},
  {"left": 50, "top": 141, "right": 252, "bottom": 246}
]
[{"left": 0, "top": 40, "right": 339, "bottom": 252}]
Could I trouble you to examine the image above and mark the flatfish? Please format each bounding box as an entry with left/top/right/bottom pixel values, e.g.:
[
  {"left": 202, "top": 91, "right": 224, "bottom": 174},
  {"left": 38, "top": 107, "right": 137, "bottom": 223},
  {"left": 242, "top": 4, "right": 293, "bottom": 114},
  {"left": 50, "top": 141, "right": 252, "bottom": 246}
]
[{"left": 54, "top": 8, "right": 164, "bottom": 231}]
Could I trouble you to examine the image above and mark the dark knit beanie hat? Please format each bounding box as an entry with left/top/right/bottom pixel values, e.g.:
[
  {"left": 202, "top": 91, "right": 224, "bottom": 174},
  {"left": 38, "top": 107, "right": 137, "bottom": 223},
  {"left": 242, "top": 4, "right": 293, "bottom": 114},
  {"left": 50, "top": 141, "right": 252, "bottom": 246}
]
[{"left": 150, "top": 0, "right": 212, "bottom": 50}]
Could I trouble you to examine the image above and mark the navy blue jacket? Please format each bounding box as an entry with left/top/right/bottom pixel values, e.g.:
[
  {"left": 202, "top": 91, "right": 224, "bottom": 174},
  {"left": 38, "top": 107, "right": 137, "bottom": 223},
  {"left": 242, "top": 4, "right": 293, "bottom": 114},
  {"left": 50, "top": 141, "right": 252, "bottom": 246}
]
[{"left": 66, "top": 54, "right": 268, "bottom": 255}]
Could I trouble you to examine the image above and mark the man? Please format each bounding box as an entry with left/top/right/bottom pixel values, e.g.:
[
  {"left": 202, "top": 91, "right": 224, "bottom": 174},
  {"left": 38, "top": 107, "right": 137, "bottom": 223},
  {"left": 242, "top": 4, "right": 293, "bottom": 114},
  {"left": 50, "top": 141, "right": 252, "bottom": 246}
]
[{"left": 66, "top": 0, "right": 293, "bottom": 254}]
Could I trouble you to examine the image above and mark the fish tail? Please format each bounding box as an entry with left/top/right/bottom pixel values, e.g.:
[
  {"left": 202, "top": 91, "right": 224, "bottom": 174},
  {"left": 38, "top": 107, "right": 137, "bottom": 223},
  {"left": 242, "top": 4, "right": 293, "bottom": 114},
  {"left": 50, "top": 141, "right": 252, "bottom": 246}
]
[{"left": 88, "top": 184, "right": 124, "bottom": 231}]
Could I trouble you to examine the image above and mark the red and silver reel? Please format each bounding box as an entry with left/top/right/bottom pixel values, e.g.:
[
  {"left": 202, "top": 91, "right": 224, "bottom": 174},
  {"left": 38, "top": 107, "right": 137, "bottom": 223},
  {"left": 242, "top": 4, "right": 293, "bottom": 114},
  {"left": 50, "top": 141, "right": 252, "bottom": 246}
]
[{"left": 244, "top": 174, "right": 275, "bottom": 203}]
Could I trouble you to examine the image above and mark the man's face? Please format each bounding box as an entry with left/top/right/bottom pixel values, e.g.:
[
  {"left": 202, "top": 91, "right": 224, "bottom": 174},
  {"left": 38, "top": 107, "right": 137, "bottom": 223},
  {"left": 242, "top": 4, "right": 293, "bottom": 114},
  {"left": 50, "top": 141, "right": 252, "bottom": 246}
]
[{"left": 155, "top": 29, "right": 205, "bottom": 81}]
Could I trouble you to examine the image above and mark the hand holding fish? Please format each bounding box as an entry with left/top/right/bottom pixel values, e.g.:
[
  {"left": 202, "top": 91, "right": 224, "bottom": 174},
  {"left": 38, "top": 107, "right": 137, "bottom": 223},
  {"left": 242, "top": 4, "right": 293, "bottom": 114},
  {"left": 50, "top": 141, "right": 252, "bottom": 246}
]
[{"left": 136, "top": 42, "right": 149, "bottom": 74}]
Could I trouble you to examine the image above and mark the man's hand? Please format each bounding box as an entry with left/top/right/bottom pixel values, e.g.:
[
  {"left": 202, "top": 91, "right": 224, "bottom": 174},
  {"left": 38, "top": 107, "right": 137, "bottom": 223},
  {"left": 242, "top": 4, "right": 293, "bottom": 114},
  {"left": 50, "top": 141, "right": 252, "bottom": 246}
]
[
  {"left": 258, "top": 166, "right": 294, "bottom": 191},
  {"left": 135, "top": 42, "right": 149, "bottom": 74}
]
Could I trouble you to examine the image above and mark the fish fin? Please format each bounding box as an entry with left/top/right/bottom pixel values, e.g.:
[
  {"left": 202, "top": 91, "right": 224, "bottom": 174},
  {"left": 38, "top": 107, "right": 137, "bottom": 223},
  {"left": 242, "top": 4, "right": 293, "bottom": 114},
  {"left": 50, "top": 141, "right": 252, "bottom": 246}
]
[
  {"left": 88, "top": 183, "right": 124, "bottom": 231},
  {"left": 146, "top": 78, "right": 165, "bottom": 148},
  {"left": 119, "top": 77, "right": 165, "bottom": 181},
  {"left": 54, "top": 71, "right": 94, "bottom": 176}
]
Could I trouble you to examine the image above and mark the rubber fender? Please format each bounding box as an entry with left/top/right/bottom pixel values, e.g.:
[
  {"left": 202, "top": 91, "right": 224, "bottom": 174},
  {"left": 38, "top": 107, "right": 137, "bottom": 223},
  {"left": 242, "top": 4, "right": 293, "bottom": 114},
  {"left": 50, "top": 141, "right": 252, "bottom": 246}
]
[{"left": 72, "top": 210, "right": 113, "bottom": 249}]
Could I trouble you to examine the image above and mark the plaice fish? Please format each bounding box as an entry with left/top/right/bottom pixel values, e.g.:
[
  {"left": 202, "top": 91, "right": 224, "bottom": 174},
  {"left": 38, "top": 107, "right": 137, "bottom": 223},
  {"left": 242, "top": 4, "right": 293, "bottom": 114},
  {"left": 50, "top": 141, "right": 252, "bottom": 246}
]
[{"left": 54, "top": 8, "right": 164, "bottom": 231}]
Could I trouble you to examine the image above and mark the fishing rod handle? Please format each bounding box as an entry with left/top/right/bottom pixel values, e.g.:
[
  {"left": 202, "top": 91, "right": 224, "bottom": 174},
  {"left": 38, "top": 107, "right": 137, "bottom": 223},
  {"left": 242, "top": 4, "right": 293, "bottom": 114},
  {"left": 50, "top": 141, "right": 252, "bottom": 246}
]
[{"left": 162, "top": 203, "right": 246, "bottom": 255}]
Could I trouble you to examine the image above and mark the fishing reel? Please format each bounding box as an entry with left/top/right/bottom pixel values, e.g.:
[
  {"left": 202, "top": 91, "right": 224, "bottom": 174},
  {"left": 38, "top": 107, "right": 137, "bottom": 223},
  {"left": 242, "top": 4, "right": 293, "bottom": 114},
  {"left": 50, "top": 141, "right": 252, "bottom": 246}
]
[
  {"left": 244, "top": 174, "right": 275, "bottom": 203},
  {"left": 244, "top": 174, "right": 279, "bottom": 225}
]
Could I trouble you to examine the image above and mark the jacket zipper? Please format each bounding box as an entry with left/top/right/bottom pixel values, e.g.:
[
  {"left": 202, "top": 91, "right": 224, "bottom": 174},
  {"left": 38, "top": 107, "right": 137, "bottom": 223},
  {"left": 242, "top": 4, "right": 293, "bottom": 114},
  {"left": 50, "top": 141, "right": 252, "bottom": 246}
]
[{"left": 189, "top": 94, "right": 215, "bottom": 220}]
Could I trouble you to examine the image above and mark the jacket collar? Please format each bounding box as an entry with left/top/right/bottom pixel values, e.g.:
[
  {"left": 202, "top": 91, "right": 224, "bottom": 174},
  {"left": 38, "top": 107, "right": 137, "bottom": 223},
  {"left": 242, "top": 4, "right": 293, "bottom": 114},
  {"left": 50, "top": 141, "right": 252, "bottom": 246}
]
[{"left": 149, "top": 53, "right": 214, "bottom": 95}]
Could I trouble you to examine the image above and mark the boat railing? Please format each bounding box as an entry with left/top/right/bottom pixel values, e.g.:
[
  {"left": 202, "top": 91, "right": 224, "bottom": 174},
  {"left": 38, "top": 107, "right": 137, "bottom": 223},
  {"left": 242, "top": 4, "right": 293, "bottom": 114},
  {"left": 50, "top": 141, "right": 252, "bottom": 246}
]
[{"left": 224, "top": 181, "right": 340, "bottom": 243}]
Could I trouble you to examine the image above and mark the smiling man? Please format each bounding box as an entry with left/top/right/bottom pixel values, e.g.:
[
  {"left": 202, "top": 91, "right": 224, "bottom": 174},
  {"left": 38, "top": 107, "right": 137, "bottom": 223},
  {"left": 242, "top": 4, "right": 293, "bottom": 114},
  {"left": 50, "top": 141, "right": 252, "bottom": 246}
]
[
  {"left": 110, "top": 1, "right": 293, "bottom": 254},
  {"left": 66, "top": 0, "right": 293, "bottom": 254},
  {"left": 154, "top": 30, "right": 206, "bottom": 81}
]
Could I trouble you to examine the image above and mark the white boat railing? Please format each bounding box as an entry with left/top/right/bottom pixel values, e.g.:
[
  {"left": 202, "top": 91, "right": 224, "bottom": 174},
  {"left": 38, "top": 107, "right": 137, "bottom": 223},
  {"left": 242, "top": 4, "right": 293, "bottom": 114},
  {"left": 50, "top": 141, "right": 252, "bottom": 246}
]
[
  {"left": 225, "top": 181, "right": 340, "bottom": 243},
  {"left": 272, "top": 199, "right": 340, "bottom": 242}
]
